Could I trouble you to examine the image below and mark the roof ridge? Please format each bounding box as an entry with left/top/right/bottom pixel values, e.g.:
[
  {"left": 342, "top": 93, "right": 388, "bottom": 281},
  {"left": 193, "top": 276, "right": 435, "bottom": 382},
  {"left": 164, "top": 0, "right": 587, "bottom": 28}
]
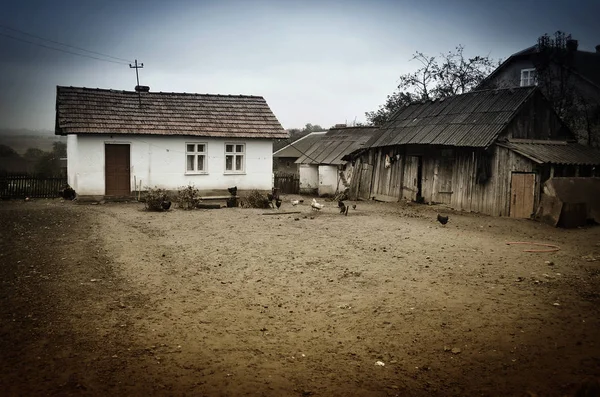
[{"left": 56, "top": 85, "right": 265, "bottom": 99}]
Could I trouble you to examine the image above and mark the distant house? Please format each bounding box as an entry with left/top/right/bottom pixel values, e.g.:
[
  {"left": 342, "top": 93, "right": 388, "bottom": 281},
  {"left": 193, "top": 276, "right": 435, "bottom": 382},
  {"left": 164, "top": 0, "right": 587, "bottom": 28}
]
[
  {"left": 272, "top": 131, "right": 326, "bottom": 176},
  {"left": 344, "top": 87, "right": 600, "bottom": 219},
  {"left": 296, "top": 126, "right": 378, "bottom": 196},
  {"left": 55, "top": 86, "right": 287, "bottom": 197},
  {"left": 480, "top": 39, "right": 600, "bottom": 147}
]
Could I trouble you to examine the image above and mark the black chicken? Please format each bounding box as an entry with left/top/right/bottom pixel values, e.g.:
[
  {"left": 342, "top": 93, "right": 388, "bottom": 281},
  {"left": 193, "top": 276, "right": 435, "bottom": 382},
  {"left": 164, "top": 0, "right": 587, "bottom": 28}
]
[
  {"left": 161, "top": 200, "right": 172, "bottom": 210},
  {"left": 352, "top": 204, "right": 356, "bottom": 210},
  {"left": 275, "top": 199, "right": 282, "bottom": 209},
  {"left": 338, "top": 200, "right": 346, "bottom": 214},
  {"left": 437, "top": 214, "right": 449, "bottom": 225},
  {"left": 228, "top": 186, "right": 238, "bottom": 196}
]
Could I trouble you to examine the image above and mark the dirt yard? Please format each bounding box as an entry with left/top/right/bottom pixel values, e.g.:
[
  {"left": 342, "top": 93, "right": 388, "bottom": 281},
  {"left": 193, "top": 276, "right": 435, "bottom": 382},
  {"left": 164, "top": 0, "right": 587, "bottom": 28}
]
[{"left": 1, "top": 197, "right": 599, "bottom": 396}]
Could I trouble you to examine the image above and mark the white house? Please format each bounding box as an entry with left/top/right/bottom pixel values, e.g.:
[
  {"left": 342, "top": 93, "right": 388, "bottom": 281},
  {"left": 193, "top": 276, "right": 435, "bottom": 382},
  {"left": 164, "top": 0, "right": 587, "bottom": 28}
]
[
  {"left": 295, "top": 126, "right": 379, "bottom": 196},
  {"left": 55, "top": 86, "right": 288, "bottom": 197}
]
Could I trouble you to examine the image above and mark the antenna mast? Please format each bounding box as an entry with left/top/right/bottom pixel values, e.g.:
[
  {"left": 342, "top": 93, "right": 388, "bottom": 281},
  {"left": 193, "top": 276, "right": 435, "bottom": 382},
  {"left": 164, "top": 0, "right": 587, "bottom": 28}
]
[{"left": 129, "top": 59, "right": 144, "bottom": 107}]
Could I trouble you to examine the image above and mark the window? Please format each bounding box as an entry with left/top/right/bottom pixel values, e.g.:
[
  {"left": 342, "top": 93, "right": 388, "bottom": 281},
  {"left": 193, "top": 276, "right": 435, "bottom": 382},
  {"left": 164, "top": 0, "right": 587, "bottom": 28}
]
[
  {"left": 186, "top": 143, "right": 207, "bottom": 173},
  {"left": 520, "top": 68, "right": 537, "bottom": 87},
  {"left": 225, "top": 143, "right": 245, "bottom": 173}
]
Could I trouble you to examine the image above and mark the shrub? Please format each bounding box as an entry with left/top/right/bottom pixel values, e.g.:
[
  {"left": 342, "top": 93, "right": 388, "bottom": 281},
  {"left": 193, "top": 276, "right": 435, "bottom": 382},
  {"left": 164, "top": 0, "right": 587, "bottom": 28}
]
[
  {"left": 240, "top": 189, "right": 271, "bottom": 208},
  {"left": 177, "top": 185, "right": 200, "bottom": 210},
  {"left": 144, "top": 186, "right": 169, "bottom": 211}
]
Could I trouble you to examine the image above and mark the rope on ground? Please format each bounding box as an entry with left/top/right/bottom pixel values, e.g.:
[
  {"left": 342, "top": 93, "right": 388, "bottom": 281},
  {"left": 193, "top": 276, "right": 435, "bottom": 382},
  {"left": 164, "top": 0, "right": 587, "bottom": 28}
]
[{"left": 506, "top": 242, "right": 561, "bottom": 253}]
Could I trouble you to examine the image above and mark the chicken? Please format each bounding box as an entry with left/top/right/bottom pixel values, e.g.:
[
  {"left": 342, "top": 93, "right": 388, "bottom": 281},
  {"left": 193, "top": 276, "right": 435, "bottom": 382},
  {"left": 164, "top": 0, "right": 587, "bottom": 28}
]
[
  {"left": 275, "top": 199, "right": 282, "bottom": 209},
  {"left": 311, "top": 198, "right": 324, "bottom": 211},
  {"left": 291, "top": 199, "right": 299, "bottom": 206},
  {"left": 227, "top": 186, "right": 238, "bottom": 196},
  {"left": 352, "top": 204, "right": 356, "bottom": 210},
  {"left": 437, "top": 214, "right": 449, "bottom": 225},
  {"left": 161, "top": 200, "right": 172, "bottom": 210},
  {"left": 338, "top": 200, "right": 347, "bottom": 215}
]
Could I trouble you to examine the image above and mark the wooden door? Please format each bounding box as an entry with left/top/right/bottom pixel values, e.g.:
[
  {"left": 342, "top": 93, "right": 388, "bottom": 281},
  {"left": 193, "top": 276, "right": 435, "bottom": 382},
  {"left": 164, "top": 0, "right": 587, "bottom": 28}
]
[
  {"left": 510, "top": 173, "right": 535, "bottom": 218},
  {"left": 402, "top": 156, "right": 420, "bottom": 201},
  {"left": 105, "top": 144, "right": 130, "bottom": 196}
]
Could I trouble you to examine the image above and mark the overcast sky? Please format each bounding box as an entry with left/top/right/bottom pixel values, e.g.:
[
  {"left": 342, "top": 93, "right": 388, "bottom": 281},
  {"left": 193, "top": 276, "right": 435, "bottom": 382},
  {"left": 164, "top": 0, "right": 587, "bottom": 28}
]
[{"left": 1, "top": 0, "right": 599, "bottom": 132}]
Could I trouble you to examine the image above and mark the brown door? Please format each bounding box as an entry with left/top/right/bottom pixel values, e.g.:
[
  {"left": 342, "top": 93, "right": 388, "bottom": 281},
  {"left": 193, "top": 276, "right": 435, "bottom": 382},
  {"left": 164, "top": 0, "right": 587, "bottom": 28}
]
[
  {"left": 510, "top": 173, "right": 535, "bottom": 218},
  {"left": 105, "top": 144, "right": 131, "bottom": 196}
]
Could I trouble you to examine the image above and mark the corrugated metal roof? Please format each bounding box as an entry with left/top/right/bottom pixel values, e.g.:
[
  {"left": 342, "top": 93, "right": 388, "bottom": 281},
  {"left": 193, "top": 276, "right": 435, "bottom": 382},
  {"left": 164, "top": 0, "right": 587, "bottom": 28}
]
[
  {"left": 273, "top": 132, "right": 326, "bottom": 158},
  {"left": 498, "top": 141, "right": 600, "bottom": 165},
  {"left": 55, "top": 86, "right": 288, "bottom": 139},
  {"left": 368, "top": 87, "right": 537, "bottom": 149},
  {"left": 295, "top": 126, "right": 379, "bottom": 165}
]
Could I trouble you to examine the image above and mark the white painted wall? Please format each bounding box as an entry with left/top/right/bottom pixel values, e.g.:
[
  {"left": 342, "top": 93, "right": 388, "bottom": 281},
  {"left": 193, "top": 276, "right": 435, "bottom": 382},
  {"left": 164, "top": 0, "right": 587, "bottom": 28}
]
[
  {"left": 318, "top": 165, "right": 342, "bottom": 196},
  {"left": 299, "top": 164, "right": 318, "bottom": 194},
  {"left": 67, "top": 134, "right": 273, "bottom": 195}
]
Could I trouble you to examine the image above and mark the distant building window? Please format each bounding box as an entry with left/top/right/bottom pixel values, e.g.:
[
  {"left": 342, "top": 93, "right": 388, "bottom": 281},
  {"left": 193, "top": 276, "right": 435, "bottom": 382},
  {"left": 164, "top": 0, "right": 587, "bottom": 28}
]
[
  {"left": 520, "top": 68, "right": 537, "bottom": 87},
  {"left": 225, "top": 143, "right": 245, "bottom": 173},
  {"left": 186, "top": 143, "right": 207, "bottom": 173}
]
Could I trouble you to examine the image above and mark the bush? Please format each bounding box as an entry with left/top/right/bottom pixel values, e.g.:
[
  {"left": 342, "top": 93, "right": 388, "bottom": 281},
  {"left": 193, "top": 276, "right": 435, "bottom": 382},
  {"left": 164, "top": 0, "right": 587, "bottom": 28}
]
[
  {"left": 240, "top": 189, "right": 271, "bottom": 208},
  {"left": 177, "top": 185, "right": 200, "bottom": 210},
  {"left": 144, "top": 186, "right": 169, "bottom": 211}
]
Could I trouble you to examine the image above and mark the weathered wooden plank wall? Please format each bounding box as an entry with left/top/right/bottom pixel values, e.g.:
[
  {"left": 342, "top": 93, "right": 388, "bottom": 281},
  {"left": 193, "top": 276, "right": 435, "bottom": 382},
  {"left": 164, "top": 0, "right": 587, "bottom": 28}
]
[{"left": 356, "top": 143, "right": 539, "bottom": 217}]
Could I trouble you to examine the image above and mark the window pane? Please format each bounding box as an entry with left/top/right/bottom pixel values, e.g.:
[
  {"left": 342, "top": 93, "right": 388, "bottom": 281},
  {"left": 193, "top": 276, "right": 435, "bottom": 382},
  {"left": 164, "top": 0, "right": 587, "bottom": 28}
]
[
  {"left": 187, "top": 155, "right": 195, "bottom": 171},
  {"left": 197, "top": 155, "right": 204, "bottom": 171},
  {"left": 226, "top": 144, "right": 234, "bottom": 153},
  {"left": 187, "top": 144, "right": 195, "bottom": 152},
  {"left": 236, "top": 144, "right": 244, "bottom": 153},
  {"left": 236, "top": 155, "right": 243, "bottom": 171},
  {"left": 197, "top": 144, "right": 205, "bottom": 152},
  {"left": 225, "top": 155, "right": 233, "bottom": 170}
]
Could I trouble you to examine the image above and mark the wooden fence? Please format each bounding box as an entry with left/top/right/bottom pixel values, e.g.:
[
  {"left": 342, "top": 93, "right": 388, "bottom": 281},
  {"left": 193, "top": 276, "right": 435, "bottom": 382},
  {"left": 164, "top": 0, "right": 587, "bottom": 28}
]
[
  {"left": 274, "top": 173, "right": 300, "bottom": 194},
  {"left": 0, "top": 174, "right": 67, "bottom": 199}
]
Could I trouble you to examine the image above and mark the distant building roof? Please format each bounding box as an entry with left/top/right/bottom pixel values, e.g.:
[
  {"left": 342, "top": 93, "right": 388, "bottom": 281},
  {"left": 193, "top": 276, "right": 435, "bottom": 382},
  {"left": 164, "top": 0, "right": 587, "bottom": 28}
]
[
  {"left": 367, "top": 87, "right": 537, "bottom": 149},
  {"left": 296, "top": 126, "right": 379, "bottom": 165},
  {"left": 273, "top": 131, "right": 327, "bottom": 158},
  {"left": 482, "top": 44, "right": 600, "bottom": 90},
  {"left": 498, "top": 141, "right": 600, "bottom": 165},
  {"left": 55, "top": 86, "right": 288, "bottom": 139}
]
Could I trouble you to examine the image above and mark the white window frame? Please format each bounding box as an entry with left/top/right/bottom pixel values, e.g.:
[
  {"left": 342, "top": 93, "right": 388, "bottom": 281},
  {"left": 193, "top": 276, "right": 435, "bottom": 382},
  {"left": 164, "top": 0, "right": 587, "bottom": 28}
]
[
  {"left": 224, "top": 143, "right": 245, "bottom": 174},
  {"left": 520, "top": 68, "right": 537, "bottom": 87},
  {"left": 185, "top": 142, "right": 208, "bottom": 174}
]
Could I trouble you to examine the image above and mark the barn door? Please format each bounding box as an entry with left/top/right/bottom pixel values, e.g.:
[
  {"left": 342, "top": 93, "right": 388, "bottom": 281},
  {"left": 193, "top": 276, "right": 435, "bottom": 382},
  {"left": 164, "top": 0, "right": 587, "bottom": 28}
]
[
  {"left": 510, "top": 172, "right": 535, "bottom": 218},
  {"left": 105, "top": 144, "right": 131, "bottom": 196},
  {"left": 402, "top": 156, "right": 420, "bottom": 201}
]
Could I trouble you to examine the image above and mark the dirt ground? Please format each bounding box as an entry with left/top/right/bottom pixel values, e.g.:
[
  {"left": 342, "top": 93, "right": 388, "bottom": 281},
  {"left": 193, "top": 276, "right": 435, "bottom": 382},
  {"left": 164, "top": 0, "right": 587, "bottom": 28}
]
[{"left": 1, "top": 197, "right": 599, "bottom": 396}]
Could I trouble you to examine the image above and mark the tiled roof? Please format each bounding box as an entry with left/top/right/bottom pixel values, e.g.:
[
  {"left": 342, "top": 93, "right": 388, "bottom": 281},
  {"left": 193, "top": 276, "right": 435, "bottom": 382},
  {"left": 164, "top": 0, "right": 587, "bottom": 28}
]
[
  {"left": 55, "top": 86, "right": 288, "bottom": 139},
  {"left": 273, "top": 132, "right": 327, "bottom": 158},
  {"left": 296, "top": 126, "right": 379, "bottom": 165},
  {"left": 498, "top": 141, "right": 600, "bottom": 165},
  {"left": 367, "top": 87, "right": 536, "bottom": 148}
]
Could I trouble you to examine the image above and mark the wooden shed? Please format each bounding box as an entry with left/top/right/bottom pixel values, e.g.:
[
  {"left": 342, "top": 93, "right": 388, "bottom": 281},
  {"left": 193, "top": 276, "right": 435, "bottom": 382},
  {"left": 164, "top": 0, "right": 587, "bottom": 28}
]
[{"left": 346, "top": 87, "right": 600, "bottom": 218}]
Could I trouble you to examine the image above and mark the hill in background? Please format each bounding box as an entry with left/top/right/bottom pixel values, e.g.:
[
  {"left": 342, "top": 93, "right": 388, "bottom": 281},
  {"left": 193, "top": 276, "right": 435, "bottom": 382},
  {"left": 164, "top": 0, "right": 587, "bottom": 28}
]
[{"left": 0, "top": 129, "right": 66, "bottom": 155}]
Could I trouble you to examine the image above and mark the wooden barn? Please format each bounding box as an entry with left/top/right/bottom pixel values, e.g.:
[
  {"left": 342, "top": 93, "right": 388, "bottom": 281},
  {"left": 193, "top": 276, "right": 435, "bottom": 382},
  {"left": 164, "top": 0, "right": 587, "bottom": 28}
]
[{"left": 346, "top": 87, "right": 600, "bottom": 218}]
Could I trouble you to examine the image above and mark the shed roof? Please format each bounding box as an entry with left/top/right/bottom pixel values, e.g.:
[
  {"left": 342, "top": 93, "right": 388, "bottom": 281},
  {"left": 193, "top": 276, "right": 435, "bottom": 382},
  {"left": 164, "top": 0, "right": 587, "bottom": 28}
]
[
  {"left": 498, "top": 141, "right": 600, "bottom": 166},
  {"left": 55, "top": 86, "right": 288, "bottom": 139},
  {"left": 273, "top": 131, "right": 327, "bottom": 158},
  {"left": 296, "top": 126, "right": 379, "bottom": 165},
  {"left": 367, "top": 87, "right": 537, "bottom": 149}
]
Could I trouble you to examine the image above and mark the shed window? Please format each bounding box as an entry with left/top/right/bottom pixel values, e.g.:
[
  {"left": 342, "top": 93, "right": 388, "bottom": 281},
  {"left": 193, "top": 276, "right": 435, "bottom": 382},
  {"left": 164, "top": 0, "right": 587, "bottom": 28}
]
[
  {"left": 225, "top": 143, "right": 245, "bottom": 173},
  {"left": 186, "top": 143, "right": 207, "bottom": 173},
  {"left": 520, "top": 68, "right": 537, "bottom": 87}
]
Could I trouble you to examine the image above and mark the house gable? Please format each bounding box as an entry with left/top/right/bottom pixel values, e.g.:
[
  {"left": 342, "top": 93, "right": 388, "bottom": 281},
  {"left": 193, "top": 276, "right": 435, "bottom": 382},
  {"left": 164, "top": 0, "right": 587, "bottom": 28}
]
[{"left": 500, "top": 90, "right": 573, "bottom": 141}]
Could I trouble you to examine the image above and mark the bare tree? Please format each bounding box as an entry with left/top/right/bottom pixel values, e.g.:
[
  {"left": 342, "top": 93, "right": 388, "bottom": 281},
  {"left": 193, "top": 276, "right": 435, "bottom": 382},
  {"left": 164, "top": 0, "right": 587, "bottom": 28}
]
[{"left": 366, "top": 46, "right": 495, "bottom": 126}]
